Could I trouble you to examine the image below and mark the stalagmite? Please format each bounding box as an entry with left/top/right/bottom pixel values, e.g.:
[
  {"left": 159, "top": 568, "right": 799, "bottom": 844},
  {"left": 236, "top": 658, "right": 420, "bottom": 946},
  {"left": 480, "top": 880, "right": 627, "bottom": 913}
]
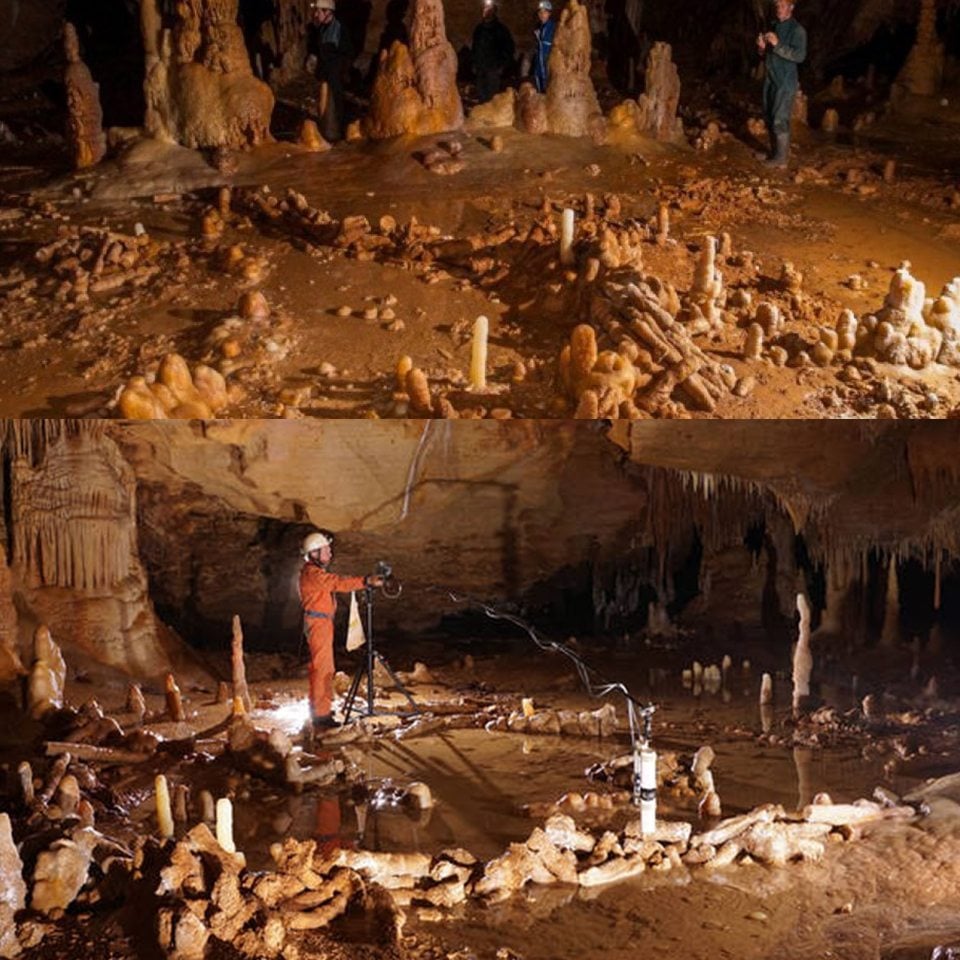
[
  {"left": 64, "top": 23, "right": 106, "bottom": 169},
  {"left": 880, "top": 560, "right": 900, "bottom": 648},
  {"left": 39, "top": 753, "right": 71, "bottom": 806},
  {"left": 77, "top": 799, "right": 95, "bottom": 828},
  {"left": 156, "top": 775, "right": 175, "bottom": 839},
  {"left": 165, "top": 673, "right": 185, "bottom": 722},
  {"left": 656, "top": 203, "right": 669, "bottom": 244},
  {"left": 743, "top": 324, "right": 763, "bottom": 360},
  {"left": 560, "top": 209, "right": 576, "bottom": 267},
  {"left": 690, "top": 237, "right": 724, "bottom": 328},
  {"left": 216, "top": 797, "right": 236, "bottom": 854},
  {"left": 793, "top": 593, "right": 813, "bottom": 712},
  {"left": 365, "top": 0, "right": 463, "bottom": 139},
  {"left": 231, "top": 615, "right": 252, "bottom": 713},
  {"left": 28, "top": 625, "right": 67, "bottom": 719},
  {"left": 760, "top": 672, "right": 773, "bottom": 705},
  {"left": 127, "top": 683, "right": 146, "bottom": 724},
  {"left": 19, "top": 761, "right": 34, "bottom": 805},
  {"left": 820, "top": 108, "right": 839, "bottom": 133},
  {"left": 58, "top": 774, "right": 80, "bottom": 816},
  {"left": 396, "top": 356, "right": 414, "bottom": 392},
  {"left": 174, "top": 785, "right": 189, "bottom": 823},
  {"left": 893, "top": 0, "right": 944, "bottom": 99},
  {"left": 542, "top": 0, "right": 605, "bottom": 139},
  {"left": 470, "top": 316, "right": 489, "bottom": 391},
  {"left": 141, "top": 0, "right": 274, "bottom": 149},
  {"left": 634, "top": 43, "right": 684, "bottom": 142},
  {"left": 199, "top": 790, "right": 216, "bottom": 823}
]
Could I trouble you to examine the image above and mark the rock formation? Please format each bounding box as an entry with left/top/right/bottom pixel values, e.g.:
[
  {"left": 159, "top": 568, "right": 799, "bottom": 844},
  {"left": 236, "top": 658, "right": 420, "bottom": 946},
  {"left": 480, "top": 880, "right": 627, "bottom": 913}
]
[
  {"left": 1, "top": 421, "right": 178, "bottom": 678},
  {"left": 141, "top": 0, "right": 274, "bottom": 150},
  {"left": 0, "top": 546, "right": 23, "bottom": 684},
  {"left": 0, "top": 813, "right": 25, "bottom": 959},
  {"left": 634, "top": 42, "right": 684, "bottom": 143},
  {"left": 364, "top": 0, "right": 463, "bottom": 140},
  {"left": 27, "top": 625, "right": 66, "bottom": 719},
  {"left": 542, "top": 0, "right": 605, "bottom": 139},
  {"left": 63, "top": 23, "right": 106, "bottom": 169},
  {"left": 893, "top": 0, "right": 944, "bottom": 99}
]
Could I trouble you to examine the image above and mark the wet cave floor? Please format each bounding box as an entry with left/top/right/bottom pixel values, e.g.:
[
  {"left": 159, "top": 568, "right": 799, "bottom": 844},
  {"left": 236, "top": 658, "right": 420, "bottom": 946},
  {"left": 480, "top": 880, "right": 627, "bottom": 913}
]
[
  {"left": 1, "top": 108, "right": 960, "bottom": 419},
  {"left": 7, "top": 632, "right": 960, "bottom": 960}
]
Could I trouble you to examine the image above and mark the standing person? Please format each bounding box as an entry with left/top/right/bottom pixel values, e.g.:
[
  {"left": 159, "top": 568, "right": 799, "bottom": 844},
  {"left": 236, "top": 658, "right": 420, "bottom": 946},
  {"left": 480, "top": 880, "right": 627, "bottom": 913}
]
[
  {"left": 298, "top": 530, "right": 383, "bottom": 730},
  {"left": 471, "top": 0, "right": 516, "bottom": 104},
  {"left": 306, "top": 0, "right": 354, "bottom": 142},
  {"left": 532, "top": 0, "right": 556, "bottom": 94},
  {"left": 756, "top": 0, "right": 807, "bottom": 168}
]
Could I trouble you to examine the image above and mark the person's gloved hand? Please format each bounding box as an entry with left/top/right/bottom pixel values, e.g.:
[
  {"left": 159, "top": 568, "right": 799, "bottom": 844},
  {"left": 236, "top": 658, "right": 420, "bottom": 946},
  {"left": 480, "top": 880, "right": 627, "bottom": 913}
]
[{"left": 365, "top": 575, "right": 385, "bottom": 588}]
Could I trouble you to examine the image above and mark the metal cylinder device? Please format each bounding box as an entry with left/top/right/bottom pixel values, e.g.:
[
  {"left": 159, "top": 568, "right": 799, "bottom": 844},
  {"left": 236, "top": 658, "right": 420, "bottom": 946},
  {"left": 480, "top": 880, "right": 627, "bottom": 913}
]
[{"left": 634, "top": 744, "right": 658, "bottom": 835}]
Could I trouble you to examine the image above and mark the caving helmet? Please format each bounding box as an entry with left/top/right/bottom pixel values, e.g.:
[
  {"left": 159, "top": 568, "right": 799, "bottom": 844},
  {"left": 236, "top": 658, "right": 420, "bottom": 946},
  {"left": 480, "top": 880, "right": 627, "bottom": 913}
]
[{"left": 302, "top": 529, "right": 335, "bottom": 558}]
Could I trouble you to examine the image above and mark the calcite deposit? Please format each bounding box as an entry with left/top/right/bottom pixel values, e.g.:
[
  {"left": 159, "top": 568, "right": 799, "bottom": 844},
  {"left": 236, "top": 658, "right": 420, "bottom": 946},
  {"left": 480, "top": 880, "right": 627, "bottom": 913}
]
[{"left": 142, "top": 0, "right": 274, "bottom": 150}]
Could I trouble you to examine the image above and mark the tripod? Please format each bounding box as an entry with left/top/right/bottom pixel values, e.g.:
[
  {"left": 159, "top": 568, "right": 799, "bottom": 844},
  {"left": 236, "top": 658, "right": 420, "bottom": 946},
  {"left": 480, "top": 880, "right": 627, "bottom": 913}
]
[{"left": 342, "top": 584, "right": 420, "bottom": 721}]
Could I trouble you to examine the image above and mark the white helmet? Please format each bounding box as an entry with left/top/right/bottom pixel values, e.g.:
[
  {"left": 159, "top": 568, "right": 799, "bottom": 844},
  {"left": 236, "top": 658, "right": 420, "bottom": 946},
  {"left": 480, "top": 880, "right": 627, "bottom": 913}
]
[{"left": 302, "top": 530, "right": 332, "bottom": 557}]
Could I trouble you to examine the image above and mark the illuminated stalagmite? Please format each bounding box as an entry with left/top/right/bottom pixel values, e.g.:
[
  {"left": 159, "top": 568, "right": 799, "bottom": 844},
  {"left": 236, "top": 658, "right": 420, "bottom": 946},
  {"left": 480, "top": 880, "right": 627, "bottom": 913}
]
[
  {"left": 364, "top": 0, "right": 463, "bottom": 139},
  {"left": 141, "top": 0, "right": 274, "bottom": 149}
]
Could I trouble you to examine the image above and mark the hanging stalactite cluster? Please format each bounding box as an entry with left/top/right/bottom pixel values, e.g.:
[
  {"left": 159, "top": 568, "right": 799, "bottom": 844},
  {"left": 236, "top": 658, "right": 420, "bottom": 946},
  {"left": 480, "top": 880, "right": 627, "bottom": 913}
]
[{"left": 1, "top": 420, "right": 135, "bottom": 592}]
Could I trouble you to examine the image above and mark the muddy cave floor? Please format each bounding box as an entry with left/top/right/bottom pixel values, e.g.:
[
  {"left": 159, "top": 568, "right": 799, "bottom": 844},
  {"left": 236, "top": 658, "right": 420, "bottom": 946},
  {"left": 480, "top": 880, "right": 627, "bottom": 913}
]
[
  {"left": 2, "top": 109, "right": 960, "bottom": 419},
  {"left": 9, "top": 632, "right": 960, "bottom": 960}
]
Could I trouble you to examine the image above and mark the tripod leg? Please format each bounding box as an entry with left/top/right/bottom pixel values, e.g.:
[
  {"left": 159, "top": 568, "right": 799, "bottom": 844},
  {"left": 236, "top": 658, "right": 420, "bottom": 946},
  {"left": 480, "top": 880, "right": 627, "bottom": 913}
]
[
  {"left": 342, "top": 659, "right": 365, "bottom": 722},
  {"left": 374, "top": 652, "right": 421, "bottom": 715}
]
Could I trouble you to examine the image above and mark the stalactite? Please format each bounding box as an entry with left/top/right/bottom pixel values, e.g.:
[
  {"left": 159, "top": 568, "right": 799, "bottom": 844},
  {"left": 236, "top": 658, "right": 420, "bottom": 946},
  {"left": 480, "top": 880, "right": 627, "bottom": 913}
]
[
  {"left": 879, "top": 560, "right": 900, "bottom": 648},
  {"left": 3, "top": 421, "right": 134, "bottom": 592}
]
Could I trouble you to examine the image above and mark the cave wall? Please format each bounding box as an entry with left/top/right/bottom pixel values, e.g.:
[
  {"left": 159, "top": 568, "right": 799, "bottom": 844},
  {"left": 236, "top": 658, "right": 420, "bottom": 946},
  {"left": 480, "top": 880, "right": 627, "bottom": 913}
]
[
  {"left": 115, "top": 420, "right": 649, "bottom": 646},
  {"left": 5, "top": 420, "right": 960, "bottom": 681}
]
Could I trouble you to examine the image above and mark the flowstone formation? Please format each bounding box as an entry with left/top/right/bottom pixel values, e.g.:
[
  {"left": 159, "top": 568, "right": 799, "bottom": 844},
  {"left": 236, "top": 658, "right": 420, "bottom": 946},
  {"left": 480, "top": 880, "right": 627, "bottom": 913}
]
[
  {"left": 142, "top": 0, "right": 274, "bottom": 150},
  {"left": 63, "top": 23, "right": 106, "bottom": 169},
  {"left": 364, "top": 0, "right": 463, "bottom": 140}
]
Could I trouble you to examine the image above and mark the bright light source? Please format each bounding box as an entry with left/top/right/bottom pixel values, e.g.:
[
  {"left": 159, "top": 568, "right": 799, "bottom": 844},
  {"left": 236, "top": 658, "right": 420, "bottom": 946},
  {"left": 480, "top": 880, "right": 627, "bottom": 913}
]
[{"left": 267, "top": 698, "right": 310, "bottom": 733}]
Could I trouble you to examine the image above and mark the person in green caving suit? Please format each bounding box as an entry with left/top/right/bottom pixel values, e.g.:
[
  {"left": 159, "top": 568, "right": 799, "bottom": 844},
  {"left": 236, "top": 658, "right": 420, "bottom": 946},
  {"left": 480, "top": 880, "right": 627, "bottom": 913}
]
[{"left": 756, "top": 0, "right": 807, "bottom": 169}]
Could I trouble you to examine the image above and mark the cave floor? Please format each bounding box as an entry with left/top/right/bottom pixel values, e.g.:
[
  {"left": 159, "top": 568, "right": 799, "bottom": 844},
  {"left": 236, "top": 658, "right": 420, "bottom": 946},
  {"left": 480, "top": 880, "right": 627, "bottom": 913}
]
[
  {"left": 1, "top": 114, "right": 959, "bottom": 419},
  {"left": 7, "top": 637, "right": 960, "bottom": 960}
]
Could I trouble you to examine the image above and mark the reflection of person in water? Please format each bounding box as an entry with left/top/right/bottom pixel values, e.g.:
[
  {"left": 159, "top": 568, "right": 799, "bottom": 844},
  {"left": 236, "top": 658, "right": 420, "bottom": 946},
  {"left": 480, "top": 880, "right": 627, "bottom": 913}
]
[{"left": 314, "top": 795, "right": 346, "bottom": 857}]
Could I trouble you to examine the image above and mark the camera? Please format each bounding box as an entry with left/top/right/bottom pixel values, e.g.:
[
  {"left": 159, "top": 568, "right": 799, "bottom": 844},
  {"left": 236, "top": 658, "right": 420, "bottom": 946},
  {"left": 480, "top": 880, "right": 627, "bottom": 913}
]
[{"left": 375, "top": 560, "right": 393, "bottom": 580}]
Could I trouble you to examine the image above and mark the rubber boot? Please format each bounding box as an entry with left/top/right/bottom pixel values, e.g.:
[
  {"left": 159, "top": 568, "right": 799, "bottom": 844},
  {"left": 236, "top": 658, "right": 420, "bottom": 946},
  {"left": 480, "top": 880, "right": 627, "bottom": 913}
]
[
  {"left": 755, "top": 126, "right": 776, "bottom": 162},
  {"left": 764, "top": 132, "right": 790, "bottom": 169}
]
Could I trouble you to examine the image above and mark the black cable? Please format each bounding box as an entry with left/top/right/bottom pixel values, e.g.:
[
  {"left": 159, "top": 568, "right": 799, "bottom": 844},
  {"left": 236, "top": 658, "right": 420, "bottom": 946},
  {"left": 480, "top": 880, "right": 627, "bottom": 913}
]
[{"left": 423, "top": 586, "right": 657, "bottom": 746}]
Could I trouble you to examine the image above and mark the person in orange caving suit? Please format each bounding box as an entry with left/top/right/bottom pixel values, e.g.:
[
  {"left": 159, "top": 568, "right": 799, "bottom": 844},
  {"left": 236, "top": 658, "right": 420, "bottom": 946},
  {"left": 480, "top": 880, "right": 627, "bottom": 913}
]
[{"left": 298, "top": 529, "right": 383, "bottom": 730}]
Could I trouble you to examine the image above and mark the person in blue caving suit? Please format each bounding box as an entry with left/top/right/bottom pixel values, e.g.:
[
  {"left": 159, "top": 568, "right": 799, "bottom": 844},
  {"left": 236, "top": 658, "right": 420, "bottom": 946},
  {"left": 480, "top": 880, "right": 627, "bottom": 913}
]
[
  {"left": 532, "top": 0, "right": 556, "bottom": 94},
  {"left": 756, "top": 0, "right": 807, "bottom": 168}
]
